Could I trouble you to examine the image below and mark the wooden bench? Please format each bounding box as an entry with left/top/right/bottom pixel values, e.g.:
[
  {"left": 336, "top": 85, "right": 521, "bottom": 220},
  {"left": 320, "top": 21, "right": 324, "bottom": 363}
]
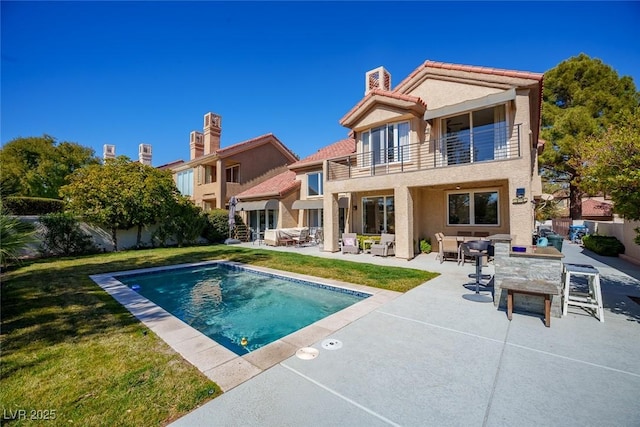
[{"left": 501, "top": 279, "right": 560, "bottom": 327}]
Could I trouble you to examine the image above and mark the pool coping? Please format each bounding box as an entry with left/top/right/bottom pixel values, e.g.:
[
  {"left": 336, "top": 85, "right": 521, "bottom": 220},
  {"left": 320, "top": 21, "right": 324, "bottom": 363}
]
[{"left": 90, "top": 260, "right": 401, "bottom": 392}]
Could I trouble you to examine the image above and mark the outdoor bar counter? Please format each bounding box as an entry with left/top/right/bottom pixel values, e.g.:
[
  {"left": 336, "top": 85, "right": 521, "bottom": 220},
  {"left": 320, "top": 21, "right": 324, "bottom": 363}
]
[{"left": 489, "top": 234, "right": 565, "bottom": 318}]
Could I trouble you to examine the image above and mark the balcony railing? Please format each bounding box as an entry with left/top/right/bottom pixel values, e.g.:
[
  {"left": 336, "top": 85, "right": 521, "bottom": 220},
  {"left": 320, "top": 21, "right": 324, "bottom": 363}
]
[{"left": 327, "top": 124, "right": 522, "bottom": 181}]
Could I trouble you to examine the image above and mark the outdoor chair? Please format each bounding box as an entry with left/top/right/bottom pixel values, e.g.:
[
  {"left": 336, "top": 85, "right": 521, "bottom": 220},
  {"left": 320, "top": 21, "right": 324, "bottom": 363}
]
[
  {"left": 371, "top": 233, "right": 395, "bottom": 257},
  {"left": 341, "top": 233, "right": 360, "bottom": 254},
  {"left": 311, "top": 227, "right": 323, "bottom": 245},
  {"left": 436, "top": 232, "right": 460, "bottom": 264},
  {"left": 293, "top": 228, "right": 311, "bottom": 247}
]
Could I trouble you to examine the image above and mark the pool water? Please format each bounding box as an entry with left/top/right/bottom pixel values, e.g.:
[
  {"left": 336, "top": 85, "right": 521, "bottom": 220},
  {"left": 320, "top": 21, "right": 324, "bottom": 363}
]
[{"left": 117, "top": 263, "right": 369, "bottom": 355}]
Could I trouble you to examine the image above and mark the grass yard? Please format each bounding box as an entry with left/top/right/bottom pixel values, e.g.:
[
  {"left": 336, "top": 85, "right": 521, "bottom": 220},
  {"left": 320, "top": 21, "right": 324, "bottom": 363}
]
[{"left": 0, "top": 245, "right": 438, "bottom": 426}]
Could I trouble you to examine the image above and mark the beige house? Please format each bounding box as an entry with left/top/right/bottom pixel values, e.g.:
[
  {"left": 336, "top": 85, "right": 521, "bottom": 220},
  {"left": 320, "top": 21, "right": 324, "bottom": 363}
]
[
  {"left": 166, "top": 112, "right": 298, "bottom": 211},
  {"left": 234, "top": 138, "right": 355, "bottom": 235},
  {"left": 321, "top": 60, "right": 545, "bottom": 259}
]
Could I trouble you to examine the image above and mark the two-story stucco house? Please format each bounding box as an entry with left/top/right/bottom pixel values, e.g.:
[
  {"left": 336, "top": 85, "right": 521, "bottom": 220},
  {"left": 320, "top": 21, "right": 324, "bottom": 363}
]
[
  {"left": 321, "top": 60, "right": 545, "bottom": 259},
  {"left": 234, "top": 137, "right": 355, "bottom": 235},
  {"left": 166, "top": 112, "right": 299, "bottom": 211}
]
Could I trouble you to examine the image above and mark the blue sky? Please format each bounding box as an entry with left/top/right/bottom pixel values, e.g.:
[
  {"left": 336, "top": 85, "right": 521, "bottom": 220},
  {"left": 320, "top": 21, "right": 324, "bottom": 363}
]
[{"left": 2, "top": 1, "right": 639, "bottom": 167}]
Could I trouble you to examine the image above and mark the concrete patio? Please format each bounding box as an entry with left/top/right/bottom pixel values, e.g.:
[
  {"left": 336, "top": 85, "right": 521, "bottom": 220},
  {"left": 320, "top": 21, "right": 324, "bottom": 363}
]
[{"left": 171, "top": 240, "right": 640, "bottom": 426}]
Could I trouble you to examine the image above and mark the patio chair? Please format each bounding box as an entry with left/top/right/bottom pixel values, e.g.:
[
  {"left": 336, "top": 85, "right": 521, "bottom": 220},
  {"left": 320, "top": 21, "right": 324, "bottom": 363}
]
[
  {"left": 371, "top": 233, "right": 395, "bottom": 257},
  {"left": 293, "top": 228, "right": 311, "bottom": 247},
  {"left": 437, "top": 233, "right": 460, "bottom": 264},
  {"left": 341, "top": 233, "right": 360, "bottom": 254}
]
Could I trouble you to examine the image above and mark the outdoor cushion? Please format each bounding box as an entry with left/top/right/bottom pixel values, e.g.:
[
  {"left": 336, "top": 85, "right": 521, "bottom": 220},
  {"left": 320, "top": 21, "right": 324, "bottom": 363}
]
[{"left": 343, "top": 237, "right": 356, "bottom": 247}]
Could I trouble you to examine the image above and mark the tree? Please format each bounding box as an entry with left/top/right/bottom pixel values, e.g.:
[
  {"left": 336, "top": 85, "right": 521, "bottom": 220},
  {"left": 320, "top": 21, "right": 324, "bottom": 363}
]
[
  {"left": 574, "top": 109, "right": 640, "bottom": 242},
  {"left": 540, "top": 54, "right": 639, "bottom": 219},
  {"left": 60, "top": 156, "right": 185, "bottom": 250},
  {"left": 0, "top": 135, "right": 100, "bottom": 199},
  {"left": 118, "top": 161, "right": 180, "bottom": 248},
  {"left": 153, "top": 196, "right": 207, "bottom": 247},
  {"left": 61, "top": 157, "right": 133, "bottom": 250}
]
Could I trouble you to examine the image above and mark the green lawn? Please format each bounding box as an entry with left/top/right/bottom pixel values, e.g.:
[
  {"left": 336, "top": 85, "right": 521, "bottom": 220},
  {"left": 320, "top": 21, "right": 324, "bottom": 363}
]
[{"left": 0, "top": 245, "right": 438, "bottom": 426}]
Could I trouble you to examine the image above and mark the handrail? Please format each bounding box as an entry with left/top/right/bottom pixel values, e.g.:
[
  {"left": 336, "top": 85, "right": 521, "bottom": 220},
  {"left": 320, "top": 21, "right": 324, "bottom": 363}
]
[{"left": 327, "top": 124, "right": 521, "bottom": 181}]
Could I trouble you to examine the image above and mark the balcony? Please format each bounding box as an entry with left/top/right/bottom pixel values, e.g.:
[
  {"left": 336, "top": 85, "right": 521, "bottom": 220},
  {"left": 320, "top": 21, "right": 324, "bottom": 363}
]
[{"left": 328, "top": 124, "right": 522, "bottom": 181}]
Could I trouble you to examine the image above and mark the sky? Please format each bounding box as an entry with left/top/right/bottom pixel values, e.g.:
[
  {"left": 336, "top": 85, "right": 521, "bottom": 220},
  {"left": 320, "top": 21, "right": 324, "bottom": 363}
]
[{"left": 2, "top": 1, "right": 639, "bottom": 167}]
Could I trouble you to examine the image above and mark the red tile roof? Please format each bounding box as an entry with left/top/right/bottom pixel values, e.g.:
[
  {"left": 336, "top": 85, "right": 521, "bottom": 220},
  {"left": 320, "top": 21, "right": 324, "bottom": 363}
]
[
  {"left": 582, "top": 199, "right": 613, "bottom": 218},
  {"left": 235, "top": 170, "right": 300, "bottom": 200},
  {"left": 395, "top": 60, "right": 544, "bottom": 90},
  {"left": 156, "top": 159, "right": 184, "bottom": 170},
  {"left": 216, "top": 133, "right": 297, "bottom": 160},
  {"left": 340, "top": 90, "right": 426, "bottom": 126},
  {"left": 290, "top": 138, "right": 356, "bottom": 168}
]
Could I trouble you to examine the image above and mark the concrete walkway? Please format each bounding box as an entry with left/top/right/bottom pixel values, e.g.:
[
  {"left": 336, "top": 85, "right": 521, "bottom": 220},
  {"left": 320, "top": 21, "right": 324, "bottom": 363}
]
[{"left": 171, "top": 241, "right": 640, "bottom": 426}]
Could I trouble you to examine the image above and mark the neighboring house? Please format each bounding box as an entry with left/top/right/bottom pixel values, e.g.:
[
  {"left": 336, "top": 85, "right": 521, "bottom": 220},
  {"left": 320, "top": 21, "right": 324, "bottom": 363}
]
[
  {"left": 167, "top": 112, "right": 298, "bottom": 211},
  {"left": 234, "top": 170, "right": 300, "bottom": 232},
  {"left": 322, "top": 61, "right": 545, "bottom": 259},
  {"left": 234, "top": 137, "right": 355, "bottom": 233},
  {"left": 581, "top": 198, "right": 613, "bottom": 221}
]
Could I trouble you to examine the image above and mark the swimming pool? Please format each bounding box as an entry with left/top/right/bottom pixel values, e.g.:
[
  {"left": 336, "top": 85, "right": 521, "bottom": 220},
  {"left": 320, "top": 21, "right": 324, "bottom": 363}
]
[{"left": 116, "top": 262, "right": 370, "bottom": 355}]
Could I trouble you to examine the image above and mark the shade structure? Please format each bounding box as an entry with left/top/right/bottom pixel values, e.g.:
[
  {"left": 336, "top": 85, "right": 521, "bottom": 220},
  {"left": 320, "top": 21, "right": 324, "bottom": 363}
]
[
  {"left": 235, "top": 199, "right": 279, "bottom": 211},
  {"left": 424, "top": 88, "right": 516, "bottom": 121},
  {"left": 291, "top": 197, "right": 349, "bottom": 210}
]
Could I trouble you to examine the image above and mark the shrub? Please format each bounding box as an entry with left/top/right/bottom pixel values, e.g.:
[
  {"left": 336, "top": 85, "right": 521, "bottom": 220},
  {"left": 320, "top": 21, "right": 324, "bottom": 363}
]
[
  {"left": 420, "top": 238, "right": 432, "bottom": 254},
  {"left": 0, "top": 202, "right": 38, "bottom": 268},
  {"left": 203, "top": 209, "right": 245, "bottom": 243},
  {"left": 582, "top": 234, "right": 625, "bottom": 257},
  {"left": 38, "top": 212, "right": 97, "bottom": 256},
  {"left": 3, "top": 196, "right": 64, "bottom": 215},
  {"left": 153, "top": 197, "right": 208, "bottom": 247}
]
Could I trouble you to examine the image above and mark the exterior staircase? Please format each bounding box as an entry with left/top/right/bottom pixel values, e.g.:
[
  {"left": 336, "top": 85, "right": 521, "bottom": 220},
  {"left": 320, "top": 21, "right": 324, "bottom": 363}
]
[{"left": 233, "top": 223, "right": 251, "bottom": 242}]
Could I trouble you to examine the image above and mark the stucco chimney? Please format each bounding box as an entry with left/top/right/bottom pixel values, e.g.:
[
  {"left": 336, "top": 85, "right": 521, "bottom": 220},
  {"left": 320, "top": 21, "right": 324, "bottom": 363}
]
[
  {"left": 103, "top": 144, "right": 115, "bottom": 161},
  {"left": 138, "top": 143, "right": 152, "bottom": 165},
  {"left": 203, "top": 112, "right": 221, "bottom": 155},
  {"left": 365, "top": 66, "right": 391, "bottom": 95},
  {"left": 190, "top": 131, "right": 204, "bottom": 159}
]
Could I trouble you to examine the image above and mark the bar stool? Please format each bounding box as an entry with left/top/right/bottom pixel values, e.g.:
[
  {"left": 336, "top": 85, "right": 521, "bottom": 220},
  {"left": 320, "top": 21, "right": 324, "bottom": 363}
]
[{"left": 562, "top": 263, "right": 604, "bottom": 322}]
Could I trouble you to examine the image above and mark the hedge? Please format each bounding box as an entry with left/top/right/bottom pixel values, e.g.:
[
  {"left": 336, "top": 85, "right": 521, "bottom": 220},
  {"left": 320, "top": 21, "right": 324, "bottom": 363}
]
[
  {"left": 3, "top": 197, "right": 65, "bottom": 215},
  {"left": 582, "top": 234, "right": 625, "bottom": 257}
]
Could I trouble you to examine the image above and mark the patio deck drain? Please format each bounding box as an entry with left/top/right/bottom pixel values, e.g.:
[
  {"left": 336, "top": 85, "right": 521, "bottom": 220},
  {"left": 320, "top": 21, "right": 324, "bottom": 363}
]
[{"left": 321, "top": 338, "right": 342, "bottom": 350}]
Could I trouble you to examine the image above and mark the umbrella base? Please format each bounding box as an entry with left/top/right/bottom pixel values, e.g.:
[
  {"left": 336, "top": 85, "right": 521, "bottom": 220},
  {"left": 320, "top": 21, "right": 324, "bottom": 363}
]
[{"left": 224, "top": 238, "right": 242, "bottom": 245}]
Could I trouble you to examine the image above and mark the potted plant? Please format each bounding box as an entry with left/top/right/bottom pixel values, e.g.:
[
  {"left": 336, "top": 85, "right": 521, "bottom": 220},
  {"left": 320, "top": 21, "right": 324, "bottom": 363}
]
[{"left": 419, "top": 237, "right": 432, "bottom": 254}]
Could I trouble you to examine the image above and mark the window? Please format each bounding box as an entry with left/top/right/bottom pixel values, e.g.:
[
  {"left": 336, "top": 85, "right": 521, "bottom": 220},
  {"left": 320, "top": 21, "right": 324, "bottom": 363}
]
[
  {"left": 248, "top": 209, "right": 278, "bottom": 232},
  {"left": 448, "top": 190, "right": 499, "bottom": 226},
  {"left": 307, "top": 172, "right": 323, "bottom": 196},
  {"left": 361, "top": 122, "right": 410, "bottom": 166},
  {"left": 442, "top": 105, "right": 507, "bottom": 165},
  {"left": 226, "top": 165, "right": 239, "bottom": 183},
  {"left": 307, "top": 209, "right": 323, "bottom": 228},
  {"left": 362, "top": 196, "right": 395, "bottom": 234},
  {"left": 204, "top": 165, "right": 215, "bottom": 184},
  {"left": 176, "top": 169, "right": 194, "bottom": 196}
]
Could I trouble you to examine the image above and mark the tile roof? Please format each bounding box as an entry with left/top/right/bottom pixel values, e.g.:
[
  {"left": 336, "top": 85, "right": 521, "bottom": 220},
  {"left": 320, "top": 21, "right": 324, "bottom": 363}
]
[
  {"left": 582, "top": 199, "right": 613, "bottom": 218},
  {"left": 395, "top": 60, "right": 544, "bottom": 90},
  {"left": 235, "top": 170, "right": 299, "bottom": 200},
  {"left": 174, "top": 133, "right": 298, "bottom": 169},
  {"left": 290, "top": 138, "right": 356, "bottom": 168},
  {"left": 340, "top": 90, "right": 426, "bottom": 126},
  {"left": 156, "top": 160, "right": 184, "bottom": 170},
  {"left": 216, "top": 133, "right": 298, "bottom": 160}
]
